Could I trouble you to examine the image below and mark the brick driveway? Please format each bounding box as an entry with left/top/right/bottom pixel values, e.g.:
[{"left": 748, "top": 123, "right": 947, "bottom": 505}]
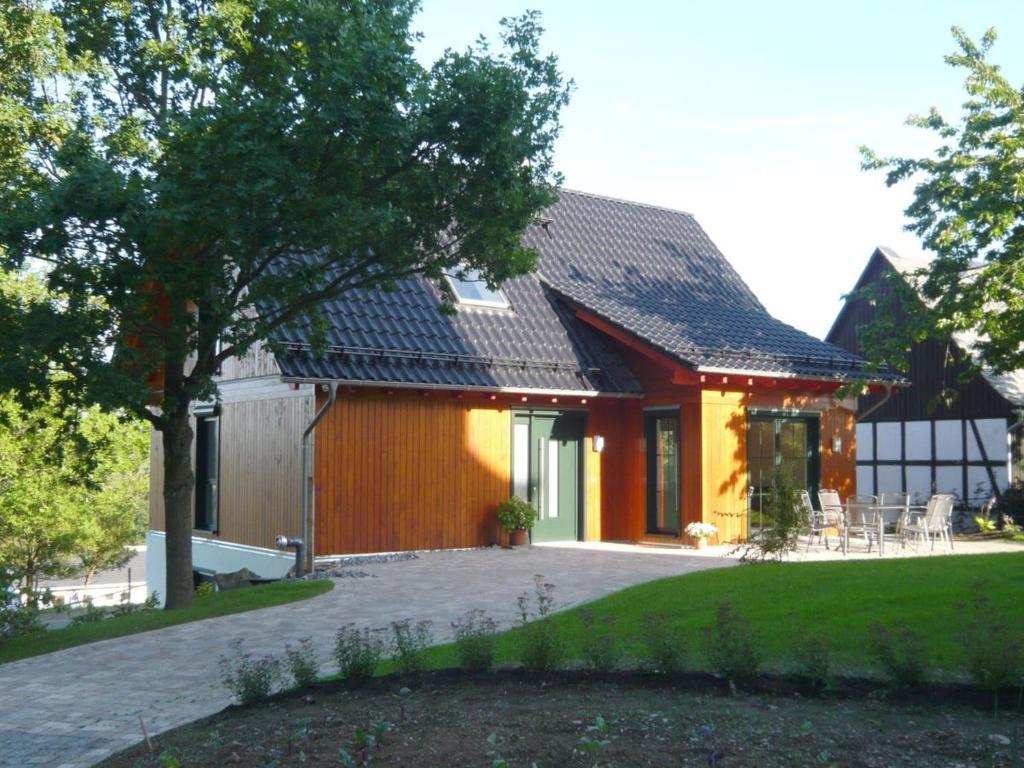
[{"left": 0, "top": 544, "right": 732, "bottom": 768}]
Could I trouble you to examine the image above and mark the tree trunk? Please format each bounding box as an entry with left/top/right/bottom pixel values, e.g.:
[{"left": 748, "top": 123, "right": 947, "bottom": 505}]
[{"left": 162, "top": 405, "right": 196, "bottom": 610}]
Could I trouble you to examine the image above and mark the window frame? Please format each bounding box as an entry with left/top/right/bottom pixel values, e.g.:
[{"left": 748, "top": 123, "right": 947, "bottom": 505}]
[
  {"left": 444, "top": 268, "right": 511, "bottom": 309},
  {"left": 193, "top": 405, "right": 220, "bottom": 533}
]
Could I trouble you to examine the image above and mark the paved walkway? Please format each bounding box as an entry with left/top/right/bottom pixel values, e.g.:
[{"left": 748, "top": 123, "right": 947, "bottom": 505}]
[{"left": 0, "top": 545, "right": 731, "bottom": 768}]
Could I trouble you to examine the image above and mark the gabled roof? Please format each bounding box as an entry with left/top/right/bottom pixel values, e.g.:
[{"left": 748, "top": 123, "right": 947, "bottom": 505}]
[
  {"left": 827, "top": 245, "right": 1024, "bottom": 408},
  {"left": 277, "top": 189, "right": 892, "bottom": 392}
]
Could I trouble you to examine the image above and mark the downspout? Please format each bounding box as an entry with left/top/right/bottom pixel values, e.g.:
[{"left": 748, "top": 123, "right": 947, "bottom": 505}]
[
  {"left": 301, "top": 382, "right": 338, "bottom": 573},
  {"left": 1009, "top": 409, "right": 1024, "bottom": 485},
  {"left": 856, "top": 382, "right": 894, "bottom": 421}
]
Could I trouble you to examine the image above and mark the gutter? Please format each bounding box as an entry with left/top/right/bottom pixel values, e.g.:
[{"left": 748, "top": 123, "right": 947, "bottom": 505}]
[
  {"left": 279, "top": 376, "right": 644, "bottom": 399},
  {"left": 301, "top": 382, "right": 338, "bottom": 571}
]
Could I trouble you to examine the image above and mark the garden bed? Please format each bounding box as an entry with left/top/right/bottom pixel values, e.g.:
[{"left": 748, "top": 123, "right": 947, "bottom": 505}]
[{"left": 100, "top": 670, "right": 1022, "bottom": 767}]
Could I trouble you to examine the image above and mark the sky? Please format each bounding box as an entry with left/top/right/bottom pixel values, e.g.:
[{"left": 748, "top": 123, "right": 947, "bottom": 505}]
[{"left": 410, "top": 0, "right": 1024, "bottom": 339}]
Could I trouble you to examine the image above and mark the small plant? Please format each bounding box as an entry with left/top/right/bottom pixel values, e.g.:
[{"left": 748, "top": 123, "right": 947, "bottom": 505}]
[
  {"left": 69, "top": 600, "right": 106, "bottom": 626},
  {"left": 702, "top": 603, "right": 761, "bottom": 689},
  {"left": 485, "top": 732, "right": 508, "bottom": 768},
  {"left": 334, "top": 624, "right": 385, "bottom": 684},
  {"left": 960, "top": 580, "right": 1023, "bottom": 715},
  {"left": 790, "top": 619, "right": 831, "bottom": 690},
  {"left": 514, "top": 575, "right": 563, "bottom": 674},
  {"left": 452, "top": 608, "right": 498, "bottom": 672},
  {"left": 284, "top": 637, "right": 320, "bottom": 688},
  {"left": 496, "top": 496, "right": 537, "bottom": 531},
  {"left": 974, "top": 515, "right": 998, "bottom": 532},
  {"left": 390, "top": 618, "right": 433, "bottom": 674},
  {"left": 218, "top": 638, "right": 281, "bottom": 703},
  {"left": 340, "top": 720, "right": 393, "bottom": 766},
  {"left": 733, "top": 471, "right": 802, "bottom": 562},
  {"left": 868, "top": 621, "right": 927, "bottom": 688},
  {"left": 578, "top": 715, "right": 612, "bottom": 766},
  {"left": 579, "top": 610, "right": 623, "bottom": 672},
  {"left": 639, "top": 613, "right": 686, "bottom": 674},
  {"left": 195, "top": 581, "right": 215, "bottom": 596},
  {"left": 685, "top": 521, "right": 718, "bottom": 542}
]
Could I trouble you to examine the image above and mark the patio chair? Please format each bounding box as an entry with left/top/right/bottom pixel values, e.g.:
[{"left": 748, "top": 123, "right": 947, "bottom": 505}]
[
  {"left": 902, "top": 494, "right": 955, "bottom": 551},
  {"left": 797, "top": 490, "right": 821, "bottom": 550},
  {"left": 879, "top": 491, "right": 910, "bottom": 544},
  {"left": 844, "top": 494, "right": 878, "bottom": 554},
  {"left": 814, "top": 489, "right": 845, "bottom": 550}
]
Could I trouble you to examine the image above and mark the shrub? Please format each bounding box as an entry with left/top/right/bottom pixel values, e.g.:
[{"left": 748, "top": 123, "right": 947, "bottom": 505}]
[
  {"left": 994, "top": 483, "right": 1024, "bottom": 528},
  {"left": 69, "top": 600, "right": 106, "bottom": 626},
  {"left": 791, "top": 626, "right": 831, "bottom": 690},
  {"left": 334, "top": 624, "right": 385, "bottom": 684},
  {"left": 868, "top": 621, "right": 927, "bottom": 688},
  {"left": 733, "top": 471, "right": 802, "bottom": 562},
  {"left": 0, "top": 566, "right": 46, "bottom": 639},
  {"left": 496, "top": 496, "right": 537, "bottom": 531},
  {"left": 579, "top": 610, "right": 624, "bottom": 672},
  {"left": 390, "top": 619, "right": 433, "bottom": 674},
  {"left": 284, "top": 637, "right": 320, "bottom": 688},
  {"left": 960, "top": 581, "right": 1023, "bottom": 712},
  {"left": 514, "top": 575, "right": 563, "bottom": 674},
  {"left": 702, "top": 603, "right": 761, "bottom": 688},
  {"left": 639, "top": 613, "right": 686, "bottom": 674},
  {"left": 218, "top": 639, "right": 280, "bottom": 704},
  {"left": 452, "top": 609, "right": 498, "bottom": 673}
]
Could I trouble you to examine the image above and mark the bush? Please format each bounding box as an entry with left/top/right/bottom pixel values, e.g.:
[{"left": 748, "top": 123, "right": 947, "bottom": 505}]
[
  {"left": 994, "top": 483, "right": 1024, "bottom": 528},
  {"left": 452, "top": 609, "right": 498, "bottom": 673},
  {"left": 334, "top": 624, "right": 385, "bottom": 684},
  {"left": 734, "top": 471, "right": 802, "bottom": 562},
  {"left": 639, "top": 613, "right": 686, "bottom": 674},
  {"left": 69, "top": 600, "right": 106, "bottom": 626},
  {"left": 0, "top": 566, "right": 46, "bottom": 639},
  {"left": 868, "top": 621, "right": 927, "bottom": 688},
  {"left": 390, "top": 619, "right": 433, "bottom": 674},
  {"left": 496, "top": 497, "right": 537, "bottom": 531},
  {"left": 514, "top": 575, "right": 563, "bottom": 674},
  {"left": 579, "top": 610, "right": 624, "bottom": 672},
  {"left": 960, "top": 581, "right": 1023, "bottom": 711},
  {"left": 218, "top": 639, "right": 280, "bottom": 703},
  {"left": 702, "top": 603, "right": 761, "bottom": 688},
  {"left": 284, "top": 637, "right": 320, "bottom": 688},
  {"left": 791, "top": 623, "right": 831, "bottom": 690}
]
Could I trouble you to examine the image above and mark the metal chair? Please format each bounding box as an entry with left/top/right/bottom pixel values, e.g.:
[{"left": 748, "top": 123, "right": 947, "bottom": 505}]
[
  {"left": 844, "top": 494, "right": 878, "bottom": 554},
  {"left": 797, "top": 490, "right": 820, "bottom": 550},
  {"left": 814, "top": 489, "right": 845, "bottom": 550},
  {"left": 902, "top": 494, "right": 955, "bottom": 551},
  {"left": 879, "top": 491, "right": 910, "bottom": 545}
]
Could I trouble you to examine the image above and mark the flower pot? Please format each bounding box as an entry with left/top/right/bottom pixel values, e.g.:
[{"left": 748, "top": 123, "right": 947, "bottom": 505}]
[
  {"left": 508, "top": 529, "right": 529, "bottom": 547},
  {"left": 695, "top": 538, "right": 707, "bottom": 550}
]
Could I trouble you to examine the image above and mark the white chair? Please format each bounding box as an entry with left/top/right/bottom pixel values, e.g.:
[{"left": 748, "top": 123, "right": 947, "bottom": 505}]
[
  {"left": 814, "top": 489, "right": 845, "bottom": 550},
  {"left": 879, "top": 491, "right": 910, "bottom": 545},
  {"left": 902, "top": 494, "right": 955, "bottom": 551},
  {"left": 844, "top": 494, "right": 878, "bottom": 554}
]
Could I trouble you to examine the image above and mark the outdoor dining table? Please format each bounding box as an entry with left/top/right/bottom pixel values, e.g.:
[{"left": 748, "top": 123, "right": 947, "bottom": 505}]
[{"left": 868, "top": 504, "right": 907, "bottom": 555}]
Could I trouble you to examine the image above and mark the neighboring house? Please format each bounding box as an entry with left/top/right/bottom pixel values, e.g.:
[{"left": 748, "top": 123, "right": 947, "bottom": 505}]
[
  {"left": 147, "top": 190, "right": 893, "bottom": 584},
  {"left": 826, "top": 246, "right": 1024, "bottom": 506}
]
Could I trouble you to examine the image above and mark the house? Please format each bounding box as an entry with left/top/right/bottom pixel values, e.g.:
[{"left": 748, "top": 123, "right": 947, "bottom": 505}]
[
  {"left": 146, "top": 190, "right": 893, "bottom": 588},
  {"left": 826, "top": 246, "right": 1024, "bottom": 507}
]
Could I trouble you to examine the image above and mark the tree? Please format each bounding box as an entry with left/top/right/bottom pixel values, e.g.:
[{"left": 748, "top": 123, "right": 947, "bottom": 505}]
[
  {"left": 0, "top": 1, "right": 571, "bottom": 608},
  {"left": 859, "top": 27, "right": 1024, "bottom": 376}
]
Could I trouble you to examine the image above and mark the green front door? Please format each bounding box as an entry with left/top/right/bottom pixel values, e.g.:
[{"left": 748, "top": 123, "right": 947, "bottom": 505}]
[{"left": 512, "top": 411, "right": 582, "bottom": 542}]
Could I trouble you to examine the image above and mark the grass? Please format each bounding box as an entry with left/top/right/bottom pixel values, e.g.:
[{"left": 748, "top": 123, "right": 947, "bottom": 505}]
[
  {"left": 0, "top": 579, "right": 333, "bottom": 664},
  {"left": 412, "top": 552, "right": 1024, "bottom": 677}
]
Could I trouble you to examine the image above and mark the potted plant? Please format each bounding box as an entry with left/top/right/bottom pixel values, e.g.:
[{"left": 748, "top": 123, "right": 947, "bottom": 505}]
[
  {"left": 685, "top": 521, "right": 718, "bottom": 549},
  {"left": 497, "top": 496, "right": 537, "bottom": 547}
]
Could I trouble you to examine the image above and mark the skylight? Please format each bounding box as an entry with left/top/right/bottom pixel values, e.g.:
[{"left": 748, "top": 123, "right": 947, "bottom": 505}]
[{"left": 445, "top": 268, "right": 510, "bottom": 308}]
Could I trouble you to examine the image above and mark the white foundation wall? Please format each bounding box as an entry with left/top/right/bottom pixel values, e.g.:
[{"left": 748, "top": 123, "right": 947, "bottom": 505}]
[{"left": 145, "top": 530, "right": 295, "bottom": 606}]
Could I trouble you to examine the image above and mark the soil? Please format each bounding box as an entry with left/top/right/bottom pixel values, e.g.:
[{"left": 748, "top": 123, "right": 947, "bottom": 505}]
[{"left": 100, "top": 671, "right": 1023, "bottom": 768}]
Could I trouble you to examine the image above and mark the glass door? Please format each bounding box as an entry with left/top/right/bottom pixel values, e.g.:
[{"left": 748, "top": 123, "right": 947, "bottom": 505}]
[
  {"left": 512, "top": 411, "right": 582, "bottom": 542},
  {"left": 747, "top": 414, "right": 819, "bottom": 531},
  {"left": 645, "top": 410, "right": 681, "bottom": 534}
]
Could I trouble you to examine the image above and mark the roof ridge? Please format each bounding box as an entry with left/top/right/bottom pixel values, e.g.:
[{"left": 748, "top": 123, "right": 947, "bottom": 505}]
[{"left": 557, "top": 187, "right": 695, "bottom": 218}]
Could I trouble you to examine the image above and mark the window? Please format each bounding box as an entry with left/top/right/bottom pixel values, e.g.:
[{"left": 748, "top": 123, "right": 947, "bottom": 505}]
[
  {"left": 445, "top": 268, "right": 509, "bottom": 308},
  {"left": 645, "top": 410, "right": 681, "bottom": 534},
  {"left": 194, "top": 410, "right": 219, "bottom": 532}
]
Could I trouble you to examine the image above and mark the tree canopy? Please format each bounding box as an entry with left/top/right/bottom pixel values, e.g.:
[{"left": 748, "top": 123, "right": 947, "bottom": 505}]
[
  {"left": 0, "top": 0, "right": 571, "bottom": 608},
  {"left": 859, "top": 27, "right": 1024, "bottom": 377}
]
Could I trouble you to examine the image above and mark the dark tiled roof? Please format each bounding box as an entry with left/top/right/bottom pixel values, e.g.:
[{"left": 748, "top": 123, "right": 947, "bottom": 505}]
[
  {"left": 276, "top": 189, "right": 895, "bottom": 390},
  {"left": 527, "top": 190, "right": 899, "bottom": 382}
]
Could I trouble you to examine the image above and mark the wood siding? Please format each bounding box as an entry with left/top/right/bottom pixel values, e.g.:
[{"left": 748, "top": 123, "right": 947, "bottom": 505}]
[
  {"left": 314, "top": 393, "right": 512, "bottom": 555},
  {"left": 149, "top": 392, "right": 313, "bottom": 549}
]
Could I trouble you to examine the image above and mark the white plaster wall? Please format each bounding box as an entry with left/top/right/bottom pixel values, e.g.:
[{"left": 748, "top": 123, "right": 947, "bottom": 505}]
[
  {"left": 967, "top": 418, "right": 1008, "bottom": 462},
  {"left": 145, "top": 531, "right": 295, "bottom": 607},
  {"left": 935, "top": 465, "right": 963, "bottom": 499},
  {"left": 905, "top": 466, "right": 932, "bottom": 504},
  {"left": 876, "top": 465, "right": 902, "bottom": 496},
  {"left": 904, "top": 421, "right": 931, "bottom": 461},
  {"left": 935, "top": 420, "right": 963, "bottom": 460},
  {"left": 856, "top": 423, "right": 874, "bottom": 461},
  {"left": 856, "top": 465, "right": 874, "bottom": 496},
  {"left": 875, "top": 423, "right": 901, "bottom": 461}
]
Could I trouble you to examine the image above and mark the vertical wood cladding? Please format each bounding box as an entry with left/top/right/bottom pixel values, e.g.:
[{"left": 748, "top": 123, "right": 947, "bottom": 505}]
[
  {"left": 314, "top": 393, "right": 511, "bottom": 555},
  {"left": 149, "top": 392, "right": 313, "bottom": 549}
]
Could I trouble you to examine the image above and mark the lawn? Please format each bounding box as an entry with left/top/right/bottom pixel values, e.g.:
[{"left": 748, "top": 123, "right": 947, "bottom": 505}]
[
  {"left": 0, "top": 579, "right": 333, "bottom": 664},
  {"left": 419, "top": 552, "right": 1024, "bottom": 677}
]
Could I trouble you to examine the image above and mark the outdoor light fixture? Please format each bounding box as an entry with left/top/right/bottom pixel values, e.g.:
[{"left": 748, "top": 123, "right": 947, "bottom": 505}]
[
  {"left": 593, "top": 435, "right": 605, "bottom": 453},
  {"left": 832, "top": 436, "right": 843, "bottom": 453}
]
